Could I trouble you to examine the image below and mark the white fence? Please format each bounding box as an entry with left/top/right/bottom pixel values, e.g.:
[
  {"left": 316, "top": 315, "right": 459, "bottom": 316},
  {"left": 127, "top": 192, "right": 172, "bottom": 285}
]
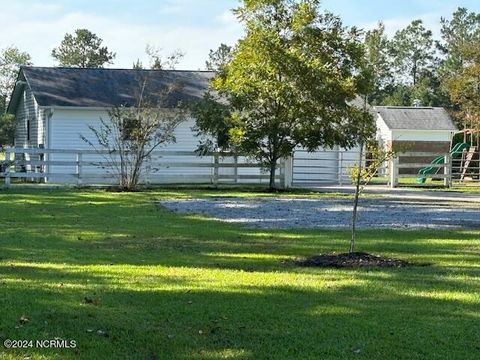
[
  {"left": 292, "top": 148, "right": 383, "bottom": 186},
  {"left": 1, "top": 148, "right": 288, "bottom": 187},
  {"left": 6, "top": 147, "right": 471, "bottom": 189},
  {"left": 291, "top": 149, "right": 479, "bottom": 189}
]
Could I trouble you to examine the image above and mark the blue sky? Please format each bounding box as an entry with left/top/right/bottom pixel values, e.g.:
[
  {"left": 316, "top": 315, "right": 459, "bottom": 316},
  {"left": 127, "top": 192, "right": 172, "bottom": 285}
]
[{"left": 0, "top": 0, "right": 479, "bottom": 69}]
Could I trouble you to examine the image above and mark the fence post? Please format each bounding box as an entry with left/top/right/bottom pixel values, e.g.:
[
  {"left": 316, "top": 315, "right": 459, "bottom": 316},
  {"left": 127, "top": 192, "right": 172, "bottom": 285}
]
[
  {"left": 4, "top": 147, "right": 11, "bottom": 187},
  {"left": 444, "top": 153, "right": 451, "bottom": 188},
  {"left": 213, "top": 152, "right": 219, "bottom": 187},
  {"left": 234, "top": 155, "right": 238, "bottom": 184},
  {"left": 282, "top": 156, "right": 293, "bottom": 189},
  {"left": 389, "top": 156, "right": 399, "bottom": 188},
  {"left": 279, "top": 158, "right": 285, "bottom": 189},
  {"left": 76, "top": 152, "right": 83, "bottom": 186},
  {"left": 338, "top": 152, "right": 344, "bottom": 186},
  {"left": 42, "top": 149, "right": 48, "bottom": 184}
]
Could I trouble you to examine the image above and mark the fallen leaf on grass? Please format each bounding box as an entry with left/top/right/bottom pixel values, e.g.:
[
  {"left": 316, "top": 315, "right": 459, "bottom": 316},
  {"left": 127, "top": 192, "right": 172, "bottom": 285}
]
[
  {"left": 97, "top": 330, "right": 109, "bottom": 337},
  {"left": 81, "top": 297, "right": 100, "bottom": 306}
]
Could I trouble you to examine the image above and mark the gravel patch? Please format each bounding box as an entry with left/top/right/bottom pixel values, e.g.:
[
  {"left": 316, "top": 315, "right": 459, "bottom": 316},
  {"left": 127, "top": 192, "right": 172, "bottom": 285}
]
[{"left": 159, "top": 197, "right": 480, "bottom": 230}]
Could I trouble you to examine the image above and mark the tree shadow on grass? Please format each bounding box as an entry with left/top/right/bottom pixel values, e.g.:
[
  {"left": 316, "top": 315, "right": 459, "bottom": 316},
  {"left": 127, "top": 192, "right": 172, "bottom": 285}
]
[
  {"left": 2, "top": 211, "right": 479, "bottom": 273},
  {"left": 1, "top": 265, "right": 479, "bottom": 360},
  {"left": 1, "top": 189, "right": 480, "bottom": 358}
]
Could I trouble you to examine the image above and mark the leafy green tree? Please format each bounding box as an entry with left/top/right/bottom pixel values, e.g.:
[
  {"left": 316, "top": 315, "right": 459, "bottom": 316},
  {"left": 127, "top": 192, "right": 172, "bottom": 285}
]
[
  {"left": 132, "top": 59, "right": 144, "bottom": 70},
  {"left": 132, "top": 46, "right": 185, "bottom": 70},
  {"left": 445, "top": 41, "right": 480, "bottom": 130},
  {"left": 145, "top": 45, "right": 185, "bottom": 70},
  {"left": 437, "top": 7, "right": 480, "bottom": 119},
  {"left": 411, "top": 73, "right": 450, "bottom": 107},
  {"left": 0, "top": 46, "right": 32, "bottom": 112},
  {"left": 195, "top": 0, "right": 374, "bottom": 190},
  {"left": 191, "top": 44, "right": 234, "bottom": 154},
  {"left": 205, "top": 44, "right": 233, "bottom": 72},
  {"left": 0, "top": 46, "right": 32, "bottom": 145},
  {"left": 382, "top": 84, "right": 412, "bottom": 106},
  {"left": 52, "top": 29, "right": 115, "bottom": 68},
  {"left": 191, "top": 92, "right": 234, "bottom": 155},
  {"left": 382, "top": 74, "right": 447, "bottom": 107},
  {"left": 389, "top": 20, "right": 436, "bottom": 86},
  {"left": 363, "top": 23, "right": 393, "bottom": 105},
  {"left": 0, "top": 114, "right": 15, "bottom": 146},
  {"left": 438, "top": 7, "right": 480, "bottom": 78}
]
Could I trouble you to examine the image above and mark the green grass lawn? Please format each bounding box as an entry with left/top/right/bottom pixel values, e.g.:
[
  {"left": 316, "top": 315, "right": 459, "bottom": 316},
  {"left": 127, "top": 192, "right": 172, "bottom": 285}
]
[{"left": 0, "top": 188, "right": 479, "bottom": 360}]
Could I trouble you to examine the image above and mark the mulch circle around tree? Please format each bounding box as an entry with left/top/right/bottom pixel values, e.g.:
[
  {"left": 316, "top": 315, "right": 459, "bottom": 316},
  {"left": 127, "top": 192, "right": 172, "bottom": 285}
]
[{"left": 296, "top": 252, "right": 429, "bottom": 269}]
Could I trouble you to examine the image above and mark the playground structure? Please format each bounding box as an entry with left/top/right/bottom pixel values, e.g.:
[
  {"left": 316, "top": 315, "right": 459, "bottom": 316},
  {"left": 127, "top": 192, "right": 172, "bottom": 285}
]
[{"left": 416, "top": 128, "right": 480, "bottom": 184}]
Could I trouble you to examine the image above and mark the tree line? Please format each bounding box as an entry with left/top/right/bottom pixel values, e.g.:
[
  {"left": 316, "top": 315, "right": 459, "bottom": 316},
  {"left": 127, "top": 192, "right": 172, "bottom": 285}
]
[{"left": 365, "top": 8, "right": 480, "bottom": 114}]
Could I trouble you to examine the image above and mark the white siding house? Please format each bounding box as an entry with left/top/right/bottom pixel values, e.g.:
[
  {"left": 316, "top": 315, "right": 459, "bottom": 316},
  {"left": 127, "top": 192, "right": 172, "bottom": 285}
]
[
  {"left": 8, "top": 67, "right": 361, "bottom": 186},
  {"left": 13, "top": 85, "right": 46, "bottom": 149},
  {"left": 14, "top": 67, "right": 455, "bottom": 186},
  {"left": 47, "top": 111, "right": 219, "bottom": 182}
]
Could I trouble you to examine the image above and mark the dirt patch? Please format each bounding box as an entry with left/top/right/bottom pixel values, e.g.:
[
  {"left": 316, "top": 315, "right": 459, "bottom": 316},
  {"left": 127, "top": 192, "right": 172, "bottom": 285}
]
[{"left": 296, "top": 252, "right": 425, "bottom": 268}]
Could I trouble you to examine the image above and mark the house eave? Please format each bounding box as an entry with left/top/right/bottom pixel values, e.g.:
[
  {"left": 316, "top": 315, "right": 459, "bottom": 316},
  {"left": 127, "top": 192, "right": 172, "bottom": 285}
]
[
  {"left": 38, "top": 106, "right": 112, "bottom": 111},
  {"left": 389, "top": 128, "right": 457, "bottom": 132},
  {"left": 6, "top": 72, "right": 27, "bottom": 115},
  {"left": 39, "top": 105, "right": 189, "bottom": 112}
]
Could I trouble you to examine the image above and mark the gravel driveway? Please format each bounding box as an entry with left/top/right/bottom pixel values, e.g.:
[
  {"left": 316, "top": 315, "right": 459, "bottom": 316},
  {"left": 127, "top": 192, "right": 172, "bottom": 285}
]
[{"left": 160, "top": 197, "right": 480, "bottom": 230}]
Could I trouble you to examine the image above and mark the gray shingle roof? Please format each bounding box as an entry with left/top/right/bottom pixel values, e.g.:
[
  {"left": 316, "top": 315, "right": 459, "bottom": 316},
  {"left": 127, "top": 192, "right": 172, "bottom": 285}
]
[
  {"left": 375, "top": 106, "right": 457, "bottom": 131},
  {"left": 9, "top": 66, "right": 215, "bottom": 112}
]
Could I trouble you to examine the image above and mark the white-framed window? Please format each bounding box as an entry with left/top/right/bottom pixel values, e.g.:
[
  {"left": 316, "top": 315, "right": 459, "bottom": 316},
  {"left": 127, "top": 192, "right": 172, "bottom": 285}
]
[{"left": 27, "top": 119, "right": 32, "bottom": 142}]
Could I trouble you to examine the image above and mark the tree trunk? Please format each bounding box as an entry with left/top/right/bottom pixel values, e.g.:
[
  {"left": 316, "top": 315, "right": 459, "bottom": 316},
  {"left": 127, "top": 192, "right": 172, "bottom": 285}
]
[
  {"left": 413, "top": 60, "right": 417, "bottom": 86},
  {"left": 269, "top": 161, "right": 277, "bottom": 191},
  {"left": 350, "top": 141, "right": 364, "bottom": 254}
]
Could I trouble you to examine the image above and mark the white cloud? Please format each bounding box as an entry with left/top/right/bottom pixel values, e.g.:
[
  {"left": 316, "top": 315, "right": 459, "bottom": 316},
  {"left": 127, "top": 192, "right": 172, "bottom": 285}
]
[
  {"left": 158, "top": 0, "right": 186, "bottom": 15},
  {"left": 0, "top": 4, "right": 243, "bottom": 70},
  {"left": 361, "top": 12, "right": 443, "bottom": 39},
  {"left": 1, "top": 2, "right": 450, "bottom": 71},
  {"left": 216, "top": 10, "right": 239, "bottom": 26}
]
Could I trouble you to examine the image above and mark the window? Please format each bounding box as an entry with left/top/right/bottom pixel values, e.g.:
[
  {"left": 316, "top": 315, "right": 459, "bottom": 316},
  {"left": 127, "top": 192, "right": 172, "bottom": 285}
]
[{"left": 27, "top": 119, "right": 31, "bottom": 142}]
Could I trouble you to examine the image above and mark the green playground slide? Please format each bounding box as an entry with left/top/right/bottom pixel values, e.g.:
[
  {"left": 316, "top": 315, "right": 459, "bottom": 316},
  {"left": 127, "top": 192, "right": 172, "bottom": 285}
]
[{"left": 416, "top": 142, "right": 470, "bottom": 184}]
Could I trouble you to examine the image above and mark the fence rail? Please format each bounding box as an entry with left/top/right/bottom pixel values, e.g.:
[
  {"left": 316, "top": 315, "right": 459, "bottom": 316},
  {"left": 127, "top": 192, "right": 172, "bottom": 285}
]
[
  {"left": 390, "top": 150, "right": 480, "bottom": 188},
  {"left": 3, "top": 147, "right": 478, "bottom": 189},
  {"left": 291, "top": 148, "right": 387, "bottom": 186},
  {"left": 1, "top": 148, "right": 286, "bottom": 187}
]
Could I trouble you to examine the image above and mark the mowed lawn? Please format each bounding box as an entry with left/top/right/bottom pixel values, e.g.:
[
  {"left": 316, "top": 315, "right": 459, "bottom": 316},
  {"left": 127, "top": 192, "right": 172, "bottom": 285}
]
[{"left": 0, "top": 188, "right": 479, "bottom": 360}]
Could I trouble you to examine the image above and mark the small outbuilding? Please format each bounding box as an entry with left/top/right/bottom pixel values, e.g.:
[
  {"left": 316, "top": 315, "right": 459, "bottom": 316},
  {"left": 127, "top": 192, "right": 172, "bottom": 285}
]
[{"left": 375, "top": 106, "right": 458, "bottom": 153}]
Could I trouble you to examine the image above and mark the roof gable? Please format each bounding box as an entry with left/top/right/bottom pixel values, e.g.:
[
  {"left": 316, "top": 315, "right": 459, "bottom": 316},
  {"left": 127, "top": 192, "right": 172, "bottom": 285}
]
[
  {"left": 375, "top": 106, "right": 457, "bottom": 131},
  {"left": 8, "top": 66, "right": 215, "bottom": 113}
]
